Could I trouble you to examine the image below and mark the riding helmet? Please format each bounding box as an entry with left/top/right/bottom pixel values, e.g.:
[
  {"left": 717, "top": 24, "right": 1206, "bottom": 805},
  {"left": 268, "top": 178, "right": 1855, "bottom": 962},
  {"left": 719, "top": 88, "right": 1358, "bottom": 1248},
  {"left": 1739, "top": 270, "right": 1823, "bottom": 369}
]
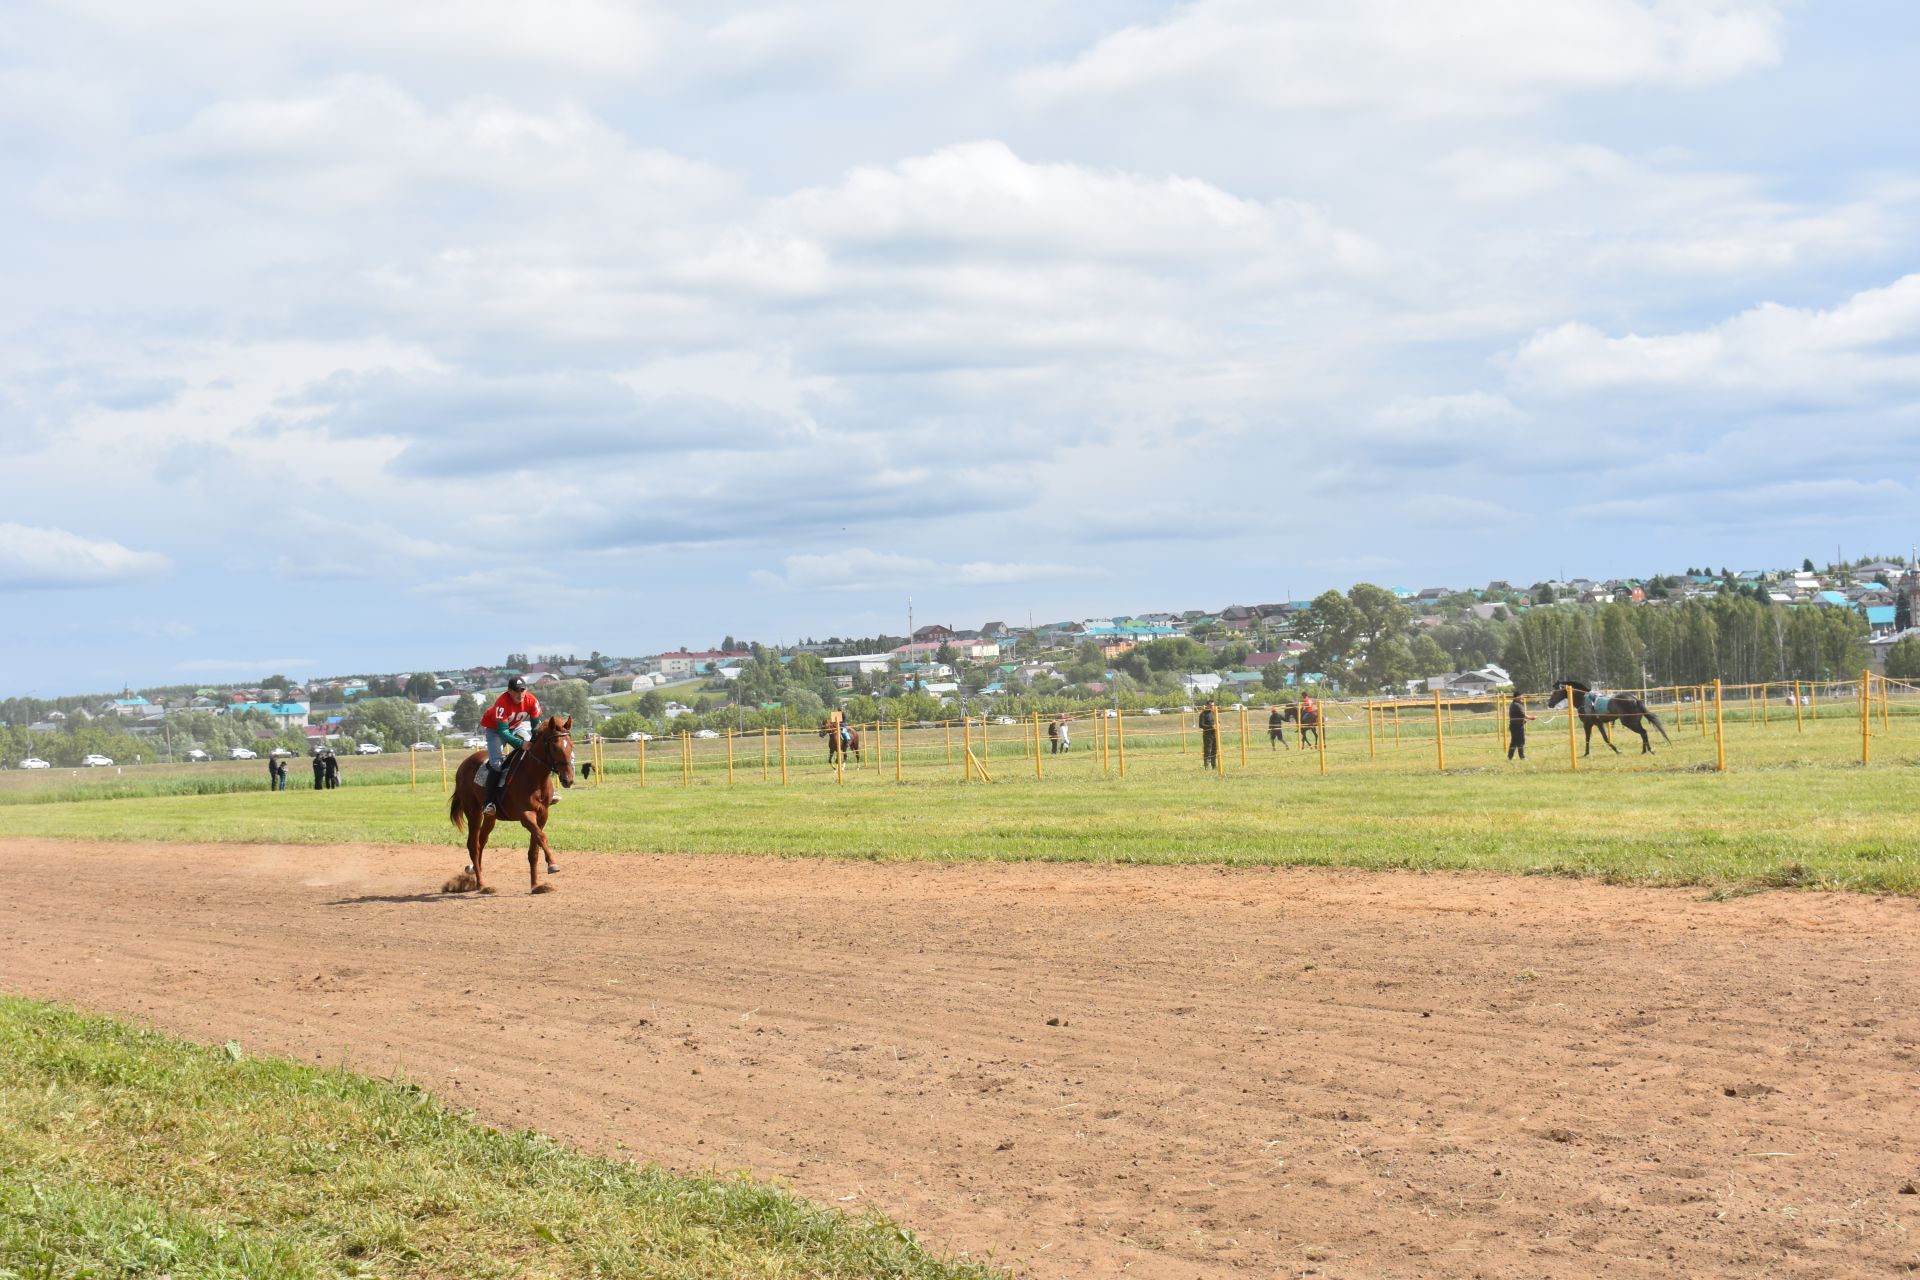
[{"left": 507, "top": 675, "right": 528, "bottom": 693}]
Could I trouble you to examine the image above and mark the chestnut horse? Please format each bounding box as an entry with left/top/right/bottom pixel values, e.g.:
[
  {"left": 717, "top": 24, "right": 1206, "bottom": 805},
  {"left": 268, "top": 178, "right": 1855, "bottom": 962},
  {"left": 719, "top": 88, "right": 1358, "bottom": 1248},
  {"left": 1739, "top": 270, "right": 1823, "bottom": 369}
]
[
  {"left": 448, "top": 714, "right": 575, "bottom": 894},
  {"left": 818, "top": 718, "right": 863, "bottom": 764}
]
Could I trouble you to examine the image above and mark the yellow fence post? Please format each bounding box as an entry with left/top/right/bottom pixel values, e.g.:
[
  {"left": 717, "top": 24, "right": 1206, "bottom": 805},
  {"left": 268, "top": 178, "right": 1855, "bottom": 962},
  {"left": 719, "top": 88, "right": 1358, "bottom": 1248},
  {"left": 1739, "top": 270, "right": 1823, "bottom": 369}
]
[
  {"left": 1861, "top": 670, "right": 1871, "bottom": 765},
  {"left": 1793, "top": 680, "right": 1803, "bottom": 733},
  {"left": 680, "top": 731, "right": 690, "bottom": 787},
  {"left": 895, "top": 718, "right": 904, "bottom": 784},
  {"left": 1699, "top": 685, "right": 1708, "bottom": 737},
  {"left": 1366, "top": 699, "right": 1376, "bottom": 759},
  {"left": 1100, "top": 710, "right": 1110, "bottom": 772},
  {"left": 1495, "top": 693, "right": 1506, "bottom": 756},
  {"left": 1715, "top": 679, "right": 1726, "bottom": 772},
  {"left": 1181, "top": 710, "right": 1189, "bottom": 755},
  {"left": 1032, "top": 711, "right": 1043, "bottom": 781},
  {"left": 725, "top": 729, "right": 735, "bottom": 785},
  {"left": 1239, "top": 704, "right": 1248, "bottom": 767},
  {"left": 1881, "top": 674, "right": 1891, "bottom": 730},
  {"left": 1117, "top": 709, "right": 1127, "bottom": 778},
  {"left": 779, "top": 725, "right": 788, "bottom": 786},
  {"left": 962, "top": 715, "right": 973, "bottom": 781},
  {"left": 1316, "top": 700, "right": 1328, "bottom": 775},
  {"left": 638, "top": 735, "right": 647, "bottom": 786},
  {"left": 761, "top": 727, "right": 769, "bottom": 781},
  {"left": 440, "top": 743, "right": 448, "bottom": 793},
  {"left": 981, "top": 714, "right": 989, "bottom": 761},
  {"left": 1434, "top": 688, "right": 1446, "bottom": 772},
  {"left": 944, "top": 719, "right": 952, "bottom": 764},
  {"left": 409, "top": 747, "right": 416, "bottom": 792},
  {"left": 1393, "top": 702, "right": 1402, "bottom": 745},
  {"left": 1567, "top": 686, "right": 1579, "bottom": 772}
]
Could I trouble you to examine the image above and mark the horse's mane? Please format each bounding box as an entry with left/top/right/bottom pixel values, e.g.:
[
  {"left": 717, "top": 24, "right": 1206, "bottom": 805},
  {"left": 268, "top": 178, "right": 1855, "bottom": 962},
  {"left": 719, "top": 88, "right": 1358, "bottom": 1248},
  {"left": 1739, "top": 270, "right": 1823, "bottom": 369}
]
[{"left": 1560, "top": 679, "right": 1592, "bottom": 692}]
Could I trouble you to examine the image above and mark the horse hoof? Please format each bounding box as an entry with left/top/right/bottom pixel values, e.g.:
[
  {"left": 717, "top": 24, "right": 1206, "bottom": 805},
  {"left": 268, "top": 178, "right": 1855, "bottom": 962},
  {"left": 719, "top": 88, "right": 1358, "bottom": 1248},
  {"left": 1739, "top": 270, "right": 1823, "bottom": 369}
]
[
  {"left": 546, "top": 864, "right": 560, "bottom": 874},
  {"left": 532, "top": 882, "right": 557, "bottom": 895},
  {"left": 478, "top": 884, "right": 498, "bottom": 895}
]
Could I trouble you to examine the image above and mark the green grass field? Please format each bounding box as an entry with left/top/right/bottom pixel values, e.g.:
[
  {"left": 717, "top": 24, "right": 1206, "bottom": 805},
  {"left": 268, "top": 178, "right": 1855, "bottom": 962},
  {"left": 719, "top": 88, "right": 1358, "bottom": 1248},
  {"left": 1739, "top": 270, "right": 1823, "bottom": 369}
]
[
  {"left": 8, "top": 705, "right": 1920, "bottom": 893},
  {"left": 0, "top": 997, "right": 1000, "bottom": 1280}
]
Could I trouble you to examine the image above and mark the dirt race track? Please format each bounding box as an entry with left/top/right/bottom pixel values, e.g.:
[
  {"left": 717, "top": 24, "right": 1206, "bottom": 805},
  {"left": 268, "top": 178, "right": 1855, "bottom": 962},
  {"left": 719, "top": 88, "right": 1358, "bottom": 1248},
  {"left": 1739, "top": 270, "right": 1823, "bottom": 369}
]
[{"left": 3, "top": 840, "right": 1918, "bottom": 1278}]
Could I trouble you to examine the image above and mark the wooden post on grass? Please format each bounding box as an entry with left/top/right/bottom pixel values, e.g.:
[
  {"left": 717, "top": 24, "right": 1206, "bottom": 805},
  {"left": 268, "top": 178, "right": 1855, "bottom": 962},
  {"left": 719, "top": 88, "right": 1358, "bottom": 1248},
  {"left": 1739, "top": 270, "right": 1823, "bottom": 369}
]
[
  {"left": 1434, "top": 688, "right": 1446, "bottom": 772},
  {"left": 680, "top": 731, "right": 690, "bottom": 787},
  {"left": 1117, "top": 708, "right": 1127, "bottom": 778},
  {"left": 1239, "top": 703, "right": 1248, "bottom": 768},
  {"left": 1032, "top": 711, "right": 1043, "bottom": 781},
  {"left": 409, "top": 746, "right": 416, "bottom": 792},
  {"left": 638, "top": 735, "right": 647, "bottom": 786},
  {"left": 895, "top": 718, "right": 904, "bottom": 783},
  {"left": 761, "top": 727, "right": 769, "bottom": 782},
  {"left": 944, "top": 718, "right": 953, "bottom": 764},
  {"left": 1567, "top": 687, "right": 1579, "bottom": 772},
  {"left": 962, "top": 715, "right": 973, "bottom": 782},
  {"left": 1366, "top": 699, "right": 1376, "bottom": 759},
  {"left": 440, "top": 743, "right": 448, "bottom": 793},
  {"left": 1316, "top": 700, "right": 1328, "bottom": 775},
  {"left": 1861, "top": 670, "right": 1871, "bottom": 765},
  {"left": 1393, "top": 702, "right": 1402, "bottom": 745},
  {"left": 725, "top": 729, "right": 734, "bottom": 785},
  {"left": 1715, "top": 679, "right": 1727, "bottom": 772},
  {"left": 779, "top": 725, "right": 788, "bottom": 786}
]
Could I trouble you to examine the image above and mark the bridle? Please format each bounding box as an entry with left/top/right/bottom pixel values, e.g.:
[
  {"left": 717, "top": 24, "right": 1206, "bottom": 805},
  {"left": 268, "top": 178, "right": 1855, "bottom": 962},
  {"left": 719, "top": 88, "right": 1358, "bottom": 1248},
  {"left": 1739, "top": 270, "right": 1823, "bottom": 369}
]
[{"left": 525, "top": 723, "right": 576, "bottom": 788}]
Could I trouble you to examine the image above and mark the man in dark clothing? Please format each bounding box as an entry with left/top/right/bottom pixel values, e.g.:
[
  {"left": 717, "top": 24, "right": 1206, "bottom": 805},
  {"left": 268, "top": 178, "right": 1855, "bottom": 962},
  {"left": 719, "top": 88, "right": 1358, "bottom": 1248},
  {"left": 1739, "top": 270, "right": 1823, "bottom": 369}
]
[
  {"left": 1198, "top": 701, "right": 1220, "bottom": 769},
  {"left": 311, "top": 752, "right": 326, "bottom": 790},
  {"left": 1048, "top": 717, "right": 1061, "bottom": 755},
  {"left": 1507, "top": 694, "right": 1535, "bottom": 761},
  {"left": 1267, "top": 706, "right": 1288, "bottom": 750},
  {"left": 324, "top": 752, "right": 340, "bottom": 789},
  {"left": 267, "top": 757, "right": 280, "bottom": 790}
]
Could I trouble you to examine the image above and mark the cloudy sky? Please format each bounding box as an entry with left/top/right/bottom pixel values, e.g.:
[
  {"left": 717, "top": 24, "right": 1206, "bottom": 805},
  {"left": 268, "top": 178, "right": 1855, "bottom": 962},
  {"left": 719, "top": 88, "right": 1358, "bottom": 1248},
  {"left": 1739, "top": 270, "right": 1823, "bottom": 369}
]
[{"left": 5, "top": 1, "right": 1919, "bottom": 693}]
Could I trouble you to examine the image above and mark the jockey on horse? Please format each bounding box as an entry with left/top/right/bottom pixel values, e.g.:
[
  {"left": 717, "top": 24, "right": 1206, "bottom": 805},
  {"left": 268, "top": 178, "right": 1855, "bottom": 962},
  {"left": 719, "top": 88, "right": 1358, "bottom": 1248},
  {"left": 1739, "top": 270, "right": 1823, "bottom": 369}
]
[{"left": 481, "top": 675, "right": 542, "bottom": 816}]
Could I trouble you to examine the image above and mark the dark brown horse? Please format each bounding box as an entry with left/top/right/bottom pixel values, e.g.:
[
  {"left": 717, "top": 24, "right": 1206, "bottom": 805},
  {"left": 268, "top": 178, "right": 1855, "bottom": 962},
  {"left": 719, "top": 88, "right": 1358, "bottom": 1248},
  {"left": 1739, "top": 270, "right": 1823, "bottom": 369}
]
[
  {"left": 818, "top": 718, "right": 863, "bottom": 764},
  {"left": 1282, "top": 700, "right": 1321, "bottom": 747},
  {"left": 1547, "top": 680, "right": 1671, "bottom": 755},
  {"left": 448, "top": 715, "right": 575, "bottom": 894}
]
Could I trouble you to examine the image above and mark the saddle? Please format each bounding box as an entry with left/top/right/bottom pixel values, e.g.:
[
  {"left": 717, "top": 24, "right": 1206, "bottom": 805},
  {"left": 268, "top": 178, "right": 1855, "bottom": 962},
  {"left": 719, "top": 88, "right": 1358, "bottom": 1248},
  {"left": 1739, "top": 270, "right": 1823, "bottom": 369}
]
[
  {"left": 479, "top": 750, "right": 527, "bottom": 789},
  {"left": 1587, "top": 692, "right": 1614, "bottom": 715}
]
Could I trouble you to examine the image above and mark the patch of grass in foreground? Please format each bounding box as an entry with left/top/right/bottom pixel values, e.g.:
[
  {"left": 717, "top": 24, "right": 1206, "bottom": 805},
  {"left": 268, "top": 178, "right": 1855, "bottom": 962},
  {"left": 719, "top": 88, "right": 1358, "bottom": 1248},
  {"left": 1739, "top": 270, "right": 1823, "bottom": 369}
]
[{"left": 0, "top": 996, "right": 1002, "bottom": 1280}]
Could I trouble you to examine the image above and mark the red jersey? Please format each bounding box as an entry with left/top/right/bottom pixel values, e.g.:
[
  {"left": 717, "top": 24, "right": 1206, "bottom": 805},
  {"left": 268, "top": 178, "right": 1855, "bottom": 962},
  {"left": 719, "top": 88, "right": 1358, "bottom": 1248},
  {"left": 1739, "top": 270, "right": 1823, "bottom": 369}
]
[{"left": 481, "top": 690, "right": 542, "bottom": 732}]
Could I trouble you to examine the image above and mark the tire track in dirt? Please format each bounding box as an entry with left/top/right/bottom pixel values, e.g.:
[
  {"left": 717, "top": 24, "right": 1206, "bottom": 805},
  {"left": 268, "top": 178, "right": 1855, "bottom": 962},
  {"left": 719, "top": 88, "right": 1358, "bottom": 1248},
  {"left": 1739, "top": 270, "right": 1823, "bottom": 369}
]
[{"left": 2, "top": 839, "right": 1918, "bottom": 1278}]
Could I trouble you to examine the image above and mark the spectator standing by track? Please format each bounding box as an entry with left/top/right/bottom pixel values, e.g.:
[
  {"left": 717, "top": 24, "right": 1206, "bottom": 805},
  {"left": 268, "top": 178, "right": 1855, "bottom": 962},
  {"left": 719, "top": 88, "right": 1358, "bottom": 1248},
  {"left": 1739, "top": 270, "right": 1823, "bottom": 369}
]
[
  {"left": 1057, "top": 716, "right": 1071, "bottom": 752},
  {"left": 1199, "top": 701, "right": 1220, "bottom": 769},
  {"left": 310, "top": 751, "right": 325, "bottom": 790},
  {"left": 1507, "top": 694, "right": 1535, "bottom": 761}
]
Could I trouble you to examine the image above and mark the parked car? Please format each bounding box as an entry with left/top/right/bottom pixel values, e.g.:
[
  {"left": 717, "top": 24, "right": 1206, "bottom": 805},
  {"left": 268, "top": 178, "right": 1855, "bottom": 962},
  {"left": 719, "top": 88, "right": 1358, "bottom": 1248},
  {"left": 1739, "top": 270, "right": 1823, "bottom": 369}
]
[
  {"left": 355, "top": 743, "right": 383, "bottom": 755},
  {"left": 994, "top": 715, "right": 1016, "bottom": 725},
  {"left": 82, "top": 753, "right": 115, "bottom": 767},
  {"left": 268, "top": 747, "right": 296, "bottom": 758},
  {"left": 409, "top": 741, "right": 437, "bottom": 751},
  {"left": 464, "top": 735, "right": 486, "bottom": 749},
  {"left": 693, "top": 728, "right": 720, "bottom": 739},
  {"left": 1143, "top": 707, "right": 1162, "bottom": 716},
  {"left": 624, "top": 731, "right": 653, "bottom": 741},
  {"left": 184, "top": 749, "right": 211, "bottom": 763},
  {"left": 19, "top": 757, "right": 50, "bottom": 769},
  {"left": 228, "top": 747, "right": 258, "bottom": 760},
  {"left": 1103, "top": 709, "right": 1118, "bottom": 718}
]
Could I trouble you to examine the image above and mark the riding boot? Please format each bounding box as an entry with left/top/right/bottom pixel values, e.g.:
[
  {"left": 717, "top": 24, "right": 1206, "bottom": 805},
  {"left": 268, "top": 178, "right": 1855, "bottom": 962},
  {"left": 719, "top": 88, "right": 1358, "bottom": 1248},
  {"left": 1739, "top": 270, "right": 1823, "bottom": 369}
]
[{"left": 482, "top": 769, "right": 503, "bottom": 815}]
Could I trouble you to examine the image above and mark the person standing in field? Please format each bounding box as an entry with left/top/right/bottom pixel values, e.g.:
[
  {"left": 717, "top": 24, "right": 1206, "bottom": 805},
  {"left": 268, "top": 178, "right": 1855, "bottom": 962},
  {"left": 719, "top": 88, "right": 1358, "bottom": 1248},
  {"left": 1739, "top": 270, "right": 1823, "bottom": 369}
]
[
  {"left": 1048, "top": 716, "right": 1061, "bottom": 754},
  {"left": 1267, "top": 705, "right": 1288, "bottom": 749},
  {"left": 1507, "top": 693, "right": 1535, "bottom": 761},
  {"left": 311, "top": 751, "right": 325, "bottom": 790},
  {"left": 1057, "top": 715, "right": 1071, "bottom": 752},
  {"left": 324, "top": 751, "right": 340, "bottom": 789},
  {"left": 1199, "top": 700, "right": 1220, "bottom": 769}
]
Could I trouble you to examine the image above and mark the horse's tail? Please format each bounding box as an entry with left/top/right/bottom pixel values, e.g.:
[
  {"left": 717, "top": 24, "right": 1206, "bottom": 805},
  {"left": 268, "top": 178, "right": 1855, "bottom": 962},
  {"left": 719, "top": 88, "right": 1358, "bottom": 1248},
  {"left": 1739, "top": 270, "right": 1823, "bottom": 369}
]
[
  {"left": 1646, "top": 708, "right": 1671, "bottom": 743},
  {"left": 449, "top": 786, "right": 465, "bottom": 832}
]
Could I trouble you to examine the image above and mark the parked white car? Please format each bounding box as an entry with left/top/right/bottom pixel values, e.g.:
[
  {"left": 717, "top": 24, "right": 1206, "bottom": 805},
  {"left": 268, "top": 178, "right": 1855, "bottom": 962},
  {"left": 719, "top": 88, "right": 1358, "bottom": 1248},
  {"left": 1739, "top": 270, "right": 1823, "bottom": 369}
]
[
  {"left": 19, "top": 757, "right": 50, "bottom": 769},
  {"left": 625, "top": 731, "right": 653, "bottom": 741},
  {"left": 409, "top": 741, "right": 437, "bottom": 750},
  {"left": 268, "top": 747, "right": 296, "bottom": 758},
  {"left": 184, "top": 749, "right": 211, "bottom": 762},
  {"left": 464, "top": 735, "right": 486, "bottom": 748},
  {"left": 693, "top": 728, "right": 720, "bottom": 739},
  {"left": 1143, "top": 707, "right": 1162, "bottom": 716},
  {"left": 994, "top": 715, "right": 1016, "bottom": 725},
  {"left": 355, "top": 743, "right": 383, "bottom": 754},
  {"left": 82, "top": 753, "right": 115, "bottom": 766},
  {"left": 228, "top": 747, "right": 258, "bottom": 760}
]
